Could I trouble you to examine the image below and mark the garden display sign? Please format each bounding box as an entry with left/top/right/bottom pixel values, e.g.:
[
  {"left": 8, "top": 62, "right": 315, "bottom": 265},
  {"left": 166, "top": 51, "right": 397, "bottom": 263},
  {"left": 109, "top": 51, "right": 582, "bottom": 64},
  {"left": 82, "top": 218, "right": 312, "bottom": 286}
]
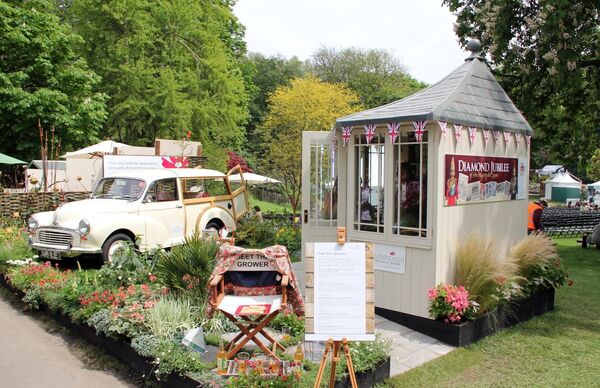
[
  {"left": 444, "top": 154, "right": 527, "bottom": 206},
  {"left": 304, "top": 242, "right": 375, "bottom": 342}
]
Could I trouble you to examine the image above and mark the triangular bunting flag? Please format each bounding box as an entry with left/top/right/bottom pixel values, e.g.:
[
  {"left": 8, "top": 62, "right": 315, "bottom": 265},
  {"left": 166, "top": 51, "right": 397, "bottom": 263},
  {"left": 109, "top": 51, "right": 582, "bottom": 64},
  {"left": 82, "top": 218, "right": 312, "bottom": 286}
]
[
  {"left": 515, "top": 132, "right": 522, "bottom": 148},
  {"left": 364, "top": 124, "right": 377, "bottom": 144},
  {"left": 412, "top": 121, "right": 427, "bottom": 143},
  {"left": 341, "top": 126, "right": 353, "bottom": 146},
  {"left": 453, "top": 124, "right": 463, "bottom": 143},
  {"left": 503, "top": 131, "right": 511, "bottom": 147},
  {"left": 387, "top": 122, "right": 400, "bottom": 144},
  {"left": 482, "top": 128, "right": 490, "bottom": 147},
  {"left": 526, "top": 134, "right": 531, "bottom": 148},
  {"left": 493, "top": 130, "right": 501, "bottom": 144},
  {"left": 437, "top": 121, "right": 448, "bottom": 137},
  {"left": 468, "top": 127, "right": 478, "bottom": 145}
]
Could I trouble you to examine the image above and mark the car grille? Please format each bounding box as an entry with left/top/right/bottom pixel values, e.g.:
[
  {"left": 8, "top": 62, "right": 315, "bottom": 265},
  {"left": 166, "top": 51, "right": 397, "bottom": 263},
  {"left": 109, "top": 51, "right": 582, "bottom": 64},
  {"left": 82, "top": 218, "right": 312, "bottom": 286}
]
[{"left": 38, "top": 229, "right": 74, "bottom": 247}]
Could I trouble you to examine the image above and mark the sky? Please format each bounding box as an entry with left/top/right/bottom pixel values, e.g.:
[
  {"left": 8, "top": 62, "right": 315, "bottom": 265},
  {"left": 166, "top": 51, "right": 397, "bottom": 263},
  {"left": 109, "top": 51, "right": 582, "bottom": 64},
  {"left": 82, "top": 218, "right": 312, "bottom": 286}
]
[{"left": 233, "top": 0, "right": 469, "bottom": 85}]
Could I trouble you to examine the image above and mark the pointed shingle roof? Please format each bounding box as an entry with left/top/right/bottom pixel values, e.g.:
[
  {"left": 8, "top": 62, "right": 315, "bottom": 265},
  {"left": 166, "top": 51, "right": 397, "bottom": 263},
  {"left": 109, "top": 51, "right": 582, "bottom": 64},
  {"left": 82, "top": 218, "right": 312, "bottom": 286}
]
[{"left": 335, "top": 57, "right": 533, "bottom": 135}]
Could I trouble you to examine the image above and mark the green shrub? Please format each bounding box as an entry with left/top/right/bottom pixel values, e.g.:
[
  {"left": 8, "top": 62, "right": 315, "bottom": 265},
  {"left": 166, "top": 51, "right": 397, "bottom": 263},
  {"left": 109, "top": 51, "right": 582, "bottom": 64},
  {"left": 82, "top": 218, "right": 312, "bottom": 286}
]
[
  {"left": 235, "top": 217, "right": 301, "bottom": 260},
  {"left": 97, "top": 245, "right": 159, "bottom": 287},
  {"left": 0, "top": 220, "right": 31, "bottom": 262},
  {"left": 144, "top": 295, "right": 200, "bottom": 339},
  {"left": 155, "top": 234, "right": 219, "bottom": 297}
]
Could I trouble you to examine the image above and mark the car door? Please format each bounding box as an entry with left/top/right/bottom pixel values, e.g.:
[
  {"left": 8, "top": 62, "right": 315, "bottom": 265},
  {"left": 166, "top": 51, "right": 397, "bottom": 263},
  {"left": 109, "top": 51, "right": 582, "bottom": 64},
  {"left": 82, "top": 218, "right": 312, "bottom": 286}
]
[
  {"left": 140, "top": 178, "right": 185, "bottom": 248},
  {"left": 227, "top": 165, "right": 249, "bottom": 220}
]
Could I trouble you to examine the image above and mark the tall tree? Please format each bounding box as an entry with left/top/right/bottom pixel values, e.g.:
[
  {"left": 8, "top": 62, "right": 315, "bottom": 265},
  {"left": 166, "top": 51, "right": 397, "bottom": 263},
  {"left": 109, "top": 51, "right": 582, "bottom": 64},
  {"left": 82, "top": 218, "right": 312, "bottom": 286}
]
[
  {"left": 443, "top": 0, "right": 600, "bottom": 178},
  {"left": 243, "top": 53, "right": 306, "bottom": 160},
  {"left": 309, "top": 46, "right": 427, "bottom": 109},
  {"left": 65, "top": 0, "right": 249, "bottom": 165},
  {"left": 260, "top": 76, "right": 361, "bottom": 213},
  {"left": 0, "top": 0, "right": 107, "bottom": 160}
]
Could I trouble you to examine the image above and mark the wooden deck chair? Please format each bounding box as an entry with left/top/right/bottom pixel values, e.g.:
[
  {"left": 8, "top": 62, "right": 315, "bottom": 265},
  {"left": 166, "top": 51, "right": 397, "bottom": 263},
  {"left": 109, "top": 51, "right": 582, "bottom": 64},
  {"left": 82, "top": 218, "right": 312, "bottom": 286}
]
[{"left": 209, "top": 250, "right": 288, "bottom": 360}]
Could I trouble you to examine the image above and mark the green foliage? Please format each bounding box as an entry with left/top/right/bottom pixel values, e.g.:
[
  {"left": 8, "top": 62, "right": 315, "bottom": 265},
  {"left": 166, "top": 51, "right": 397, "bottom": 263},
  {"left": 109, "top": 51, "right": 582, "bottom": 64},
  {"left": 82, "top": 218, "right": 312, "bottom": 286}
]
[
  {"left": 65, "top": 0, "right": 249, "bottom": 150},
  {"left": 268, "top": 313, "right": 305, "bottom": 345},
  {"left": 130, "top": 333, "right": 159, "bottom": 357},
  {"left": 443, "top": 0, "right": 600, "bottom": 178},
  {"left": 151, "top": 338, "right": 209, "bottom": 378},
  {"left": 0, "top": 0, "right": 107, "bottom": 161},
  {"left": 227, "top": 371, "right": 298, "bottom": 387},
  {"left": 144, "top": 295, "right": 200, "bottom": 339},
  {"left": 259, "top": 76, "right": 361, "bottom": 213},
  {"left": 587, "top": 149, "right": 600, "bottom": 182},
  {"left": 97, "top": 245, "right": 159, "bottom": 288},
  {"left": 155, "top": 234, "right": 219, "bottom": 297},
  {"left": 235, "top": 217, "right": 301, "bottom": 260},
  {"left": 310, "top": 46, "right": 427, "bottom": 109},
  {"left": 0, "top": 222, "right": 31, "bottom": 262}
]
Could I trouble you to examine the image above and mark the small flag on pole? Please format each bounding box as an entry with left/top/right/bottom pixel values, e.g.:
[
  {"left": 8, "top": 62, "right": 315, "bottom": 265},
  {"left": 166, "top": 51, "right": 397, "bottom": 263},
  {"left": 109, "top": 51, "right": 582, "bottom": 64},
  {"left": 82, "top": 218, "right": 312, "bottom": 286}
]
[
  {"left": 503, "top": 131, "right": 511, "bottom": 147},
  {"left": 493, "top": 130, "right": 501, "bottom": 144},
  {"left": 437, "top": 121, "right": 448, "bottom": 137},
  {"left": 482, "top": 128, "right": 490, "bottom": 147},
  {"left": 453, "top": 124, "right": 463, "bottom": 143},
  {"left": 468, "top": 127, "right": 478, "bottom": 145}
]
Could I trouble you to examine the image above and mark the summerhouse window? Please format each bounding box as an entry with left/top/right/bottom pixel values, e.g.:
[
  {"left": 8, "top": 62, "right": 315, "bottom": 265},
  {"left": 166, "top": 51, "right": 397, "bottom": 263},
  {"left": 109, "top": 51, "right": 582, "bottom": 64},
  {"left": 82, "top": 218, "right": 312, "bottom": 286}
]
[
  {"left": 393, "top": 130, "right": 428, "bottom": 237},
  {"left": 354, "top": 133, "right": 385, "bottom": 233}
]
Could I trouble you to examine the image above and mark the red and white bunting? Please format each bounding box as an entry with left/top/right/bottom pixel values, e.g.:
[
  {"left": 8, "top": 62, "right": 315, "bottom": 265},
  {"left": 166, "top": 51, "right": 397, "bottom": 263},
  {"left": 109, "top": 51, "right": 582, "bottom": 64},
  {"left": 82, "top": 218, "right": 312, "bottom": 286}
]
[
  {"left": 341, "top": 126, "right": 353, "bottom": 146},
  {"left": 437, "top": 121, "right": 448, "bottom": 137},
  {"left": 468, "top": 127, "right": 478, "bottom": 145},
  {"left": 364, "top": 124, "right": 377, "bottom": 144},
  {"left": 387, "top": 122, "right": 400, "bottom": 144},
  {"left": 482, "top": 128, "right": 490, "bottom": 147},
  {"left": 503, "top": 131, "right": 511, "bottom": 147},
  {"left": 493, "top": 130, "right": 501, "bottom": 144},
  {"left": 412, "top": 121, "right": 427, "bottom": 143},
  {"left": 453, "top": 124, "right": 463, "bottom": 143},
  {"left": 526, "top": 134, "right": 531, "bottom": 148},
  {"left": 515, "top": 132, "right": 522, "bottom": 149}
]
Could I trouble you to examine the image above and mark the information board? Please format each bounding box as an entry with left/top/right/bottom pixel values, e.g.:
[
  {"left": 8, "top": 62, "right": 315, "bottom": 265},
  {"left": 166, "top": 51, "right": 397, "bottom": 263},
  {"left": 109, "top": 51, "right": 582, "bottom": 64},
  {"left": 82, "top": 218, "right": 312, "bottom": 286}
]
[{"left": 305, "top": 242, "right": 375, "bottom": 342}]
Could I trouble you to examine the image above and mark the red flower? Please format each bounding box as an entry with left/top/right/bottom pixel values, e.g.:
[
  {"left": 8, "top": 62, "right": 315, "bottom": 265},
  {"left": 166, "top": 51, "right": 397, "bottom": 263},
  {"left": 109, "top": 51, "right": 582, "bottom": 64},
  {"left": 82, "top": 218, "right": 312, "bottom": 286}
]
[
  {"left": 161, "top": 156, "right": 189, "bottom": 169},
  {"left": 148, "top": 275, "right": 157, "bottom": 282}
]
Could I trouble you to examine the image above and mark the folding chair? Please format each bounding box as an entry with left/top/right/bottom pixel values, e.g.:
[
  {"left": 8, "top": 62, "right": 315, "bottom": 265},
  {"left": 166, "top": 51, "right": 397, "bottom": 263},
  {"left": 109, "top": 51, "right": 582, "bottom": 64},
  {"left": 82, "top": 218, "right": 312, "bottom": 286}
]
[{"left": 208, "top": 250, "right": 288, "bottom": 361}]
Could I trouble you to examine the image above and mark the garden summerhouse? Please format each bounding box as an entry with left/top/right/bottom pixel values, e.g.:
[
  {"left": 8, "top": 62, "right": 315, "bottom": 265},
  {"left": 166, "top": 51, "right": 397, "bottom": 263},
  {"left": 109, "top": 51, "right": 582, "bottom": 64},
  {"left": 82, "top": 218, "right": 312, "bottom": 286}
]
[{"left": 301, "top": 40, "right": 533, "bottom": 321}]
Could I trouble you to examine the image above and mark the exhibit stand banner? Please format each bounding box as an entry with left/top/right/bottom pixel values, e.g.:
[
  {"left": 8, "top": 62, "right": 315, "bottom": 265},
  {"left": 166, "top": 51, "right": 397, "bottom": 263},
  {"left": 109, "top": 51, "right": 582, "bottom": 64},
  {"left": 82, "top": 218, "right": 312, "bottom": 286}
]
[
  {"left": 103, "top": 155, "right": 190, "bottom": 177},
  {"left": 304, "top": 242, "right": 375, "bottom": 342},
  {"left": 444, "top": 154, "right": 527, "bottom": 206}
]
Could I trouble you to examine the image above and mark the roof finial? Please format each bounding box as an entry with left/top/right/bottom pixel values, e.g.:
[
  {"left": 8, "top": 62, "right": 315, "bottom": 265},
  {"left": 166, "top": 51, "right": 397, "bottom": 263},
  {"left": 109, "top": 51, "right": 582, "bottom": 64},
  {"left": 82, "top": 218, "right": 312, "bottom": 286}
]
[{"left": 465, "top": 38, "right": 483, "bottom": 61}]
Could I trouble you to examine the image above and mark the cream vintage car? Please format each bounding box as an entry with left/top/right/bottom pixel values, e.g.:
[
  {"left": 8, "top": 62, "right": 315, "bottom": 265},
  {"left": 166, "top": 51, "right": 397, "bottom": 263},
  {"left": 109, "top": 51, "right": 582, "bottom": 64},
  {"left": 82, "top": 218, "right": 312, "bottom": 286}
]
[{"left": 28, "top": 167, "right": 248, "bottom": 262}]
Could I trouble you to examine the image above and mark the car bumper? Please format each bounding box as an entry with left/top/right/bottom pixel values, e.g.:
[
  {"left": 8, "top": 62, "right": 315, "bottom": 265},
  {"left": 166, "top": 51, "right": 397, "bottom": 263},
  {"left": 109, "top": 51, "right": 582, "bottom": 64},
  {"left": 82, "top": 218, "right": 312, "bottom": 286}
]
[{"left": 29, "top": 227, "right": 102, "bottom": 257}]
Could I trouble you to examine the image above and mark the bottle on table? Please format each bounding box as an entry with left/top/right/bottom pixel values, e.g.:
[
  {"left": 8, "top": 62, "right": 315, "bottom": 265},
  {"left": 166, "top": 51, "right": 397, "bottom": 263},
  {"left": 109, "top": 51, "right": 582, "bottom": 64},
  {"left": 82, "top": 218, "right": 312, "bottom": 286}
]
[{"left": 293, "top": 342, "right": 304, "bottom": 378}]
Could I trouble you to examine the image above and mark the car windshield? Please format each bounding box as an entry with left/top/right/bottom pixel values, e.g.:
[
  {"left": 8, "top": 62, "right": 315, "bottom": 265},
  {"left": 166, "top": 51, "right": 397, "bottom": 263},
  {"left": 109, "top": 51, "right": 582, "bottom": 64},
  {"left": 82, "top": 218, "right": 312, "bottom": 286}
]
[{"left": 92, "top": 178, "right": 146, "bottom": 200}]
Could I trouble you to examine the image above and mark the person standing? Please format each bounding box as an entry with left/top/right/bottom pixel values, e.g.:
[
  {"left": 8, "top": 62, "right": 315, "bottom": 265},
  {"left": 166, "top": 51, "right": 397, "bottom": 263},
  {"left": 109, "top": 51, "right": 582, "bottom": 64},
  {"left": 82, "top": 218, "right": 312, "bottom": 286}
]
[
  {"left": 527, "top": 199, "right": 548, "bottom": 234},
  {"left": 253, "top": 205, "right": 263, "bottom": 222}
]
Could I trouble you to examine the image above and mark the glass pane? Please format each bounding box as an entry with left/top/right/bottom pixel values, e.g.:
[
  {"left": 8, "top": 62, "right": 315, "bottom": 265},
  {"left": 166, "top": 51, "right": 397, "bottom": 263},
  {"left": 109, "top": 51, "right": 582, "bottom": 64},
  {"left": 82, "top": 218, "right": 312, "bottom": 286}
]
[
  {"left": 309, "top": 141, "right": 337, "bottom": 225},
  {"left": 355, "top": 133, "right": 384, "bottom": 233},
  {"left": 420, "top": 144, "right": 428, "bottom": 231}
]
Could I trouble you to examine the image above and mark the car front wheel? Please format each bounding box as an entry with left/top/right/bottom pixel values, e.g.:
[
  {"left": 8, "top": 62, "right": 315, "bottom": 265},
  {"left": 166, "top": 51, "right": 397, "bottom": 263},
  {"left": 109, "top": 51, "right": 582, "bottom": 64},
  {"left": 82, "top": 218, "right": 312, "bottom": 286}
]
[{"left": 102, "top": 233, "right": 133, "bottom": 263}]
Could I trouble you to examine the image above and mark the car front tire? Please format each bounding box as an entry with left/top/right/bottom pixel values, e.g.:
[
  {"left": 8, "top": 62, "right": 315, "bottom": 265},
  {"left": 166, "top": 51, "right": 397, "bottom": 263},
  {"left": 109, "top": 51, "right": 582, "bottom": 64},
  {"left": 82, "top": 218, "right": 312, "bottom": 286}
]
[{"left": 102, "top": 233, "right": 133, "bottom": 263}]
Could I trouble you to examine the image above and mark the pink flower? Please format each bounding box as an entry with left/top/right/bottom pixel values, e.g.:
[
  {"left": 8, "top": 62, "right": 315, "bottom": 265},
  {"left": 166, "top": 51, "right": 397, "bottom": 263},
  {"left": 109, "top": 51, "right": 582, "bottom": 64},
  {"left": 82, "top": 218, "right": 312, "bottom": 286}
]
[
  {"left": 427, "top": 288, "right": 438, "bottom": 300},
  {"left": 161, "top": 156, "right": 189, "bottom": 169}
]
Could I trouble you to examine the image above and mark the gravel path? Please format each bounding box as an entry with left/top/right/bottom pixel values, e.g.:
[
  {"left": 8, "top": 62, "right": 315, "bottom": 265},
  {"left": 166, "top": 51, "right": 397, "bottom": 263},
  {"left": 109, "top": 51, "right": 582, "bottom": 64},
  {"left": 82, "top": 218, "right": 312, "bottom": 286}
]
[{"left": 0, "top": 294, "right": 134, "bottom": 388}]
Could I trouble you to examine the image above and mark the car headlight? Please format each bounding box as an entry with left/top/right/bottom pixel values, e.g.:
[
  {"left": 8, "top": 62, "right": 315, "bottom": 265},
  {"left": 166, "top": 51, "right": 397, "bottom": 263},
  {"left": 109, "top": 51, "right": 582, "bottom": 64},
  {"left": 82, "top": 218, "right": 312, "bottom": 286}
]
[
  {"left": 28, "top": 216, "right": 38, "bottom": 231},
  {"left": 78, "top": 219, "right": 90, "bottom": 236}
]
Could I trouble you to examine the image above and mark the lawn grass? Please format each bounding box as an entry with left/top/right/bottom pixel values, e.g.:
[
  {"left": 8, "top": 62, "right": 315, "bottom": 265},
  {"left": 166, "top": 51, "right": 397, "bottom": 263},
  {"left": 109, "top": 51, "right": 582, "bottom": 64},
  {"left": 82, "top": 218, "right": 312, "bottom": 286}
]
[
  {"left": 387, "top": 238, "right": 600, "bottom": 387},
  {"left": 248, "top": 194, "right": 293, "bottom": 214}
]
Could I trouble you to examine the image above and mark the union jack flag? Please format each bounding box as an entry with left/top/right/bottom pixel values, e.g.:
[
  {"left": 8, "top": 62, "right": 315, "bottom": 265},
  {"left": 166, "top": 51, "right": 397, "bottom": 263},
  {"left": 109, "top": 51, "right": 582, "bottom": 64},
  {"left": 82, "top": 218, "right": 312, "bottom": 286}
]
[
  {"left": 526, "top": 134, "right": 531, "bottom": 147},
  {"left": 482, "top": 128, "right": 490, "bottom": 147},
  {"left": 468, "top": 127, "right": 478, "bottom": 145},
  {"left": 515, "top": 132, "right": 522, "bottom": 148},
  {"left": 412, "top": 121, "right": 427, "bottom": 143},
  {"left": 387, "top": 122, "right": 400, "bottom": 144},
  {"left": 493, "top": 130, "right": 501, "bottom": 144},
  {"left": 503, "top": 131, "right": 511, "bottom": 146},
  {"left": 364, "top": 124, "right": 377, "bottom": 144},
  {"left": 341, "top": 126, "right": 353, "bottom": 146},
  {"left": 437, "top": 121, "right": 448, "bottom": 137},
  {"left": 453, "top": 124, "right": 463, "bottom": 143}
]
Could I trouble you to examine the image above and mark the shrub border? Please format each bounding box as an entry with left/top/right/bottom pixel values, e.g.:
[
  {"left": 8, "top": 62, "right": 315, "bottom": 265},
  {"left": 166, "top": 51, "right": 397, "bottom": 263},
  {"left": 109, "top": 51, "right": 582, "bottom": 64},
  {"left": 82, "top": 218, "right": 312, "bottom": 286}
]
[
  {"left": 0, "top": 275, "right": 200, "bottom": 388},
  {"left": 376, "top": 288, "right": 555, "bottom": 347}
]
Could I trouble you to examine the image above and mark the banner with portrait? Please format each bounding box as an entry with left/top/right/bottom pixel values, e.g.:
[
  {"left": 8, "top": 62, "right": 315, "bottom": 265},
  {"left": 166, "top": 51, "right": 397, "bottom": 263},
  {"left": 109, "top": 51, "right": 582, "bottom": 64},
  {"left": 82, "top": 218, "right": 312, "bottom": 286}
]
[{"left": 444, "top": 154, "right": 527, "bottom": 206}]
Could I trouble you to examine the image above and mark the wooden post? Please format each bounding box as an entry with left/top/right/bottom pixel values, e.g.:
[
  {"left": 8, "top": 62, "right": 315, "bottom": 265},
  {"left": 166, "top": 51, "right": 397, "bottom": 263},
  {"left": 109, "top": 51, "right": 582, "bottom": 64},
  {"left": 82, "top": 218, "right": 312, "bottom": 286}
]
[{"left": 313, "top": 338, "right": 357, "bottom": 388}]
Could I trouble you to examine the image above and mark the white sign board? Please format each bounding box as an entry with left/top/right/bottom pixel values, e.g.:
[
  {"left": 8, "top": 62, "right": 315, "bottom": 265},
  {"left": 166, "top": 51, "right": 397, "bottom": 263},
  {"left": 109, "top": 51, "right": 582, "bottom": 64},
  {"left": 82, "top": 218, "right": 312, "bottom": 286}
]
[
  {"left": 308, "top": 242, "right": 374, "bottom": 341},
  {"left": 103, "top": 155, "right": 170, "bottom": 177},
  {"left": 232, "top": 256, "right": 276, "bottom": 272},
  {"left": 374, "top": 244, "right": 406, "bottom": 273}
]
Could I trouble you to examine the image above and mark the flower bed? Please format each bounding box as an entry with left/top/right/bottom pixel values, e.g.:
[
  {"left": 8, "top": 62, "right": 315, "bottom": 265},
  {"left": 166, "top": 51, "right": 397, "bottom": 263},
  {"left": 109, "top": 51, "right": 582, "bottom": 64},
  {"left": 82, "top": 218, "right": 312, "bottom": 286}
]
[{"left": 377, "top": 287, "right": 555, "bottom": 347}]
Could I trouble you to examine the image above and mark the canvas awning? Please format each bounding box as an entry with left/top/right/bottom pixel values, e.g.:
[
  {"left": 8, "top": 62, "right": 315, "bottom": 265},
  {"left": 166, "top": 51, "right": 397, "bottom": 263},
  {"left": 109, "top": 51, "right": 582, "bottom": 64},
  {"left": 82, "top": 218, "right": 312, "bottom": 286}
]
[
  {"left": 335, "top": 42, "right": 533, "bottom": 135},
  {"left": 0, "top": 153, "right": 26, "bottom": 165},
  {"left": 228, "top": 172, "right": 281, "bottom": 184},
  {"left": 61, "top": 140, "right": 131, "bottom": 159}
]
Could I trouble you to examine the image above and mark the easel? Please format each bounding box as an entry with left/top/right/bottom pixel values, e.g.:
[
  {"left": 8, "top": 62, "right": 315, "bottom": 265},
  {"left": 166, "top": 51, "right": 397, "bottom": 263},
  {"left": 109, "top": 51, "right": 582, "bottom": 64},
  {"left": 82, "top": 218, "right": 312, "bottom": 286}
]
[
  {"left": 313, "top": 228, "right": 358, "bottom": 388},
  {"left": 313, "top": 337, "right": 357, "bottom": 388}
]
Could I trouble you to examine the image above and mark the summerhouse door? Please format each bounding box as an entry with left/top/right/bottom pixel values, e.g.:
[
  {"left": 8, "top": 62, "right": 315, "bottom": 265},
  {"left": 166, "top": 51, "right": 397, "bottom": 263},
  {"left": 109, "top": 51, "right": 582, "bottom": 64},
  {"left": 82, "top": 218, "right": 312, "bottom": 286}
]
[{"left": 301, "top": 131, "right": 339, "bottom": 259}]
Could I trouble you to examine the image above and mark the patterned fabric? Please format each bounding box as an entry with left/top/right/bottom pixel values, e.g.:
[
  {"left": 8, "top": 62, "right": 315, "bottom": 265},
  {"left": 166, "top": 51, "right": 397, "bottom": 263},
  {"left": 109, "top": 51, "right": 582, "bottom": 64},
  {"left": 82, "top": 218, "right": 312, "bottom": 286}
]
[
  {"left": 341, "top": 126, "right": 353, "bottom": 145},
  {"left": 412, "top": 121, "right": 427, "bottom": 143},
  {"left": 206, "top": 245, "right": 305, "bottom": 318},
  {"left": 364, "top": 124, "right": 377, "bottom": 144},
  {"left": 387, "top": 122, "right": 400, "bottom": 144},
  {"left": 437, "top": 121, "right": 448, "bottom": 137}
]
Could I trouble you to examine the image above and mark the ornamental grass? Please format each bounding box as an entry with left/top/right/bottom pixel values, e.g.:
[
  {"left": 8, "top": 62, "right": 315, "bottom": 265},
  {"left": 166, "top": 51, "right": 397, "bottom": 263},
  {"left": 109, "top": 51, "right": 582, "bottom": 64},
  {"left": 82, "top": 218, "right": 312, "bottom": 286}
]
[{"left": 507, "top": 233, "right": 557, "bottom": 279}]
